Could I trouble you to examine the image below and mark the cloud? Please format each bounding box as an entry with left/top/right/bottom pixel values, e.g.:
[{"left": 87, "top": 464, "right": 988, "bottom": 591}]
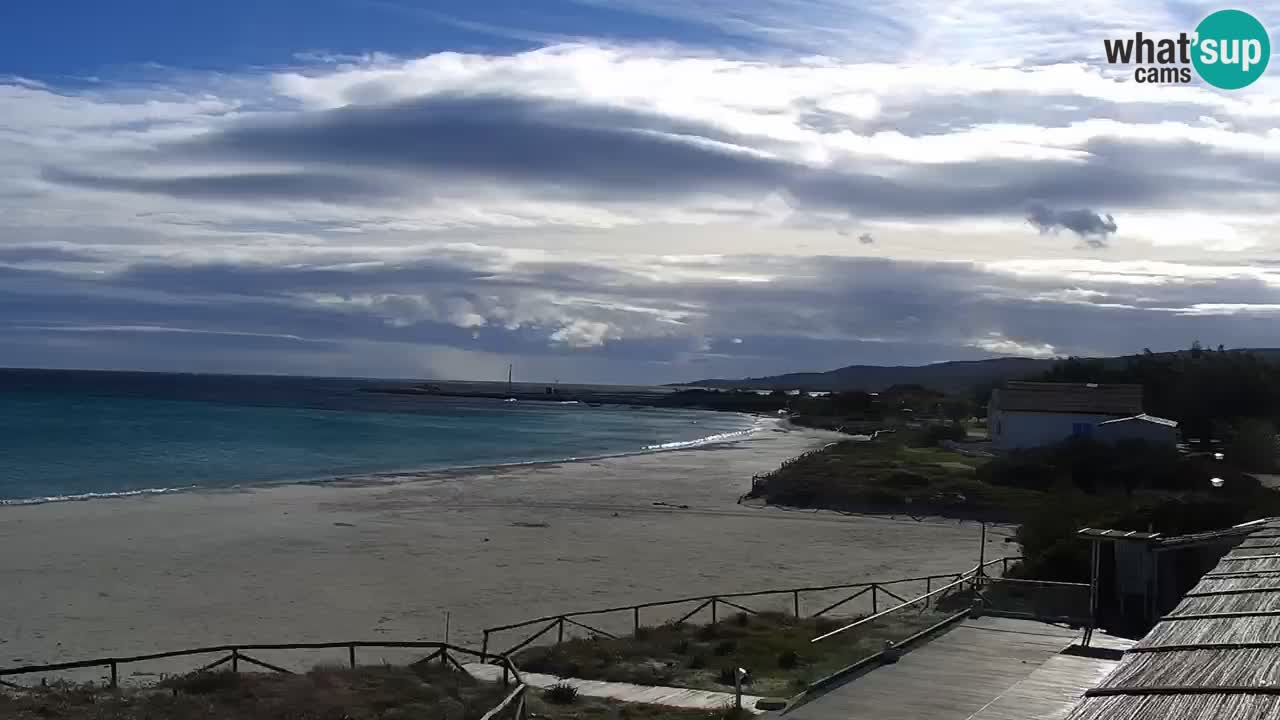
[
  {"left": 5, "top": 249, "right": 1280, "bottom": 381},
  {"left": 0, "top": 245, "right": 102, "bottom": 265},
  {"left": 41, "top": 167, "right": 396, "bottom": 203},
  {"left": 969, "top": 333, "right": 1058, "bottom": 359},
  {"left": 45, "top": 89, "right": 1278, "bottom": 231},
  {"left": 549, "top": 319, "right": 614, "bottom": 348},
  {"left": 1026, "top": 204, "right": 1118, "bottom": 247},
  {"left": 4, "top": 23, "right": 1280, "bottom": 382}
]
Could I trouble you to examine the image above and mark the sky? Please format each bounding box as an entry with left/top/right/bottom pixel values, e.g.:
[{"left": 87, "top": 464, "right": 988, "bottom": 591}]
[{"left": 2, "top": 1, "right": 1280, "bottom": 384}]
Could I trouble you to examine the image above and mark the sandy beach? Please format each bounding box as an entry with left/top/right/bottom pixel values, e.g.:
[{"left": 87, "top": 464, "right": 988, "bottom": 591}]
[{"left": 0, "top": 425, "right": 1005, "bottom": 680}]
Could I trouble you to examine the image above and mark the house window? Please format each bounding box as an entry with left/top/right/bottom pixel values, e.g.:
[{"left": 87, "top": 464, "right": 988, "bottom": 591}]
[{"left": 1072, "top": 422, "right": 1092, "bottom": 437}]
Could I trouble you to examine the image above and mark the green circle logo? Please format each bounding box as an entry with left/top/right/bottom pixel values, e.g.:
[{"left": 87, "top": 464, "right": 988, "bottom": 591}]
[{"left": 1193, "top": 9, "right": 1270, "bottom": 89}]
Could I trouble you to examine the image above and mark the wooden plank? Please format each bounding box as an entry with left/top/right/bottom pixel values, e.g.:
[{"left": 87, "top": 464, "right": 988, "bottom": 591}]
[
  {"left": 966, "top": 654, "right": 1123, "bottom": 720},
  {"left": 787, "top": 618, "right": 1087, "bottom": 720}
]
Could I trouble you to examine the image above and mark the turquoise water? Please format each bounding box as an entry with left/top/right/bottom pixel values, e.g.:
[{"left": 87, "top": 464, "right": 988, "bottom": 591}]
[{"left": 0, "top": 370, "right": 760, "bottom": 503}]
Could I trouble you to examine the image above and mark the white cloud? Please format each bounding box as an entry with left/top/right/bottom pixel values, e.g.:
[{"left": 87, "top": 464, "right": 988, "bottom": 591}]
[
  {"left": 969, "top": 333, "right": 1058, "bottom": 358},
  {"left": 550, "top": 319, "right": 615, "bottom": 348}
]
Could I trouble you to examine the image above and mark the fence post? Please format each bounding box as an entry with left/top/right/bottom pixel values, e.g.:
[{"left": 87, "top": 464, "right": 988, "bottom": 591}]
[
  {"left": 711, "top": 597, "right": 718, "bottom": 624},
  {"left": 349, "top": 644, "right": 357, "bottom": 669},
  {"left": 926, "top": 577, "right": 932, "bottom": 608},
  {"left": 1003, "top": 557, "right": 1009, "bottom": 576},
  {"left": 231, "top": 649, "right": 240, "bottom": 673},
  {"left": 793, "top": 590, "right": 801, "bottom": 618},
  {"left": 558, "top": 617, "right": 565, "bottom": 644},
  {"left": 871, "top": 585, "right": 878, "bottom": 614},
  {"left": 634, "top": 607, "right": 640, "bottom": 635},
  {"left": 109, "top": 661, "right": 118, "bottom": 689},
  {"left": 482, "top": 632, "right": 490, "bottom": 663},
  {"left": 503, "top": 663, "right": 510, "bottom": 688}
]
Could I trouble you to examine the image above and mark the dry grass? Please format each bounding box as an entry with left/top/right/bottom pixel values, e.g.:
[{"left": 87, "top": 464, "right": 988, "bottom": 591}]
[
  {"left": 0, "top": 664, "right": 507, "bottom": 720},
  {"left": 515, "top": 609, "right": 958, "bottom": 696}
]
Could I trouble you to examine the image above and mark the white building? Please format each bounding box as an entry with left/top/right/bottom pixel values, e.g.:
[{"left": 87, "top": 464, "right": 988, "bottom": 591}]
[{"left": 989, "top": 381, "right": 1176, "bottom": 450}]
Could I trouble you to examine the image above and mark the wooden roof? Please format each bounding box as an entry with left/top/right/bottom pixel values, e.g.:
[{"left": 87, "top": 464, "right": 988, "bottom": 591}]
[
  {"left": 994, "top": 382, "right": 1144, "bottom": 416},
  {"left": 1064, "top": 518, "right": 1280, "bottom": 720}
]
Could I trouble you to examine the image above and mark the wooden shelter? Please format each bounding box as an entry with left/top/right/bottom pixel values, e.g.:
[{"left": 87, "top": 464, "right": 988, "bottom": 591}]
[
  {"left": 1079, "top": 522, "right": 1262, "bottom": 637},
  {"left": 1064, "top": 518, "right": 1280, "bottom": 720}
]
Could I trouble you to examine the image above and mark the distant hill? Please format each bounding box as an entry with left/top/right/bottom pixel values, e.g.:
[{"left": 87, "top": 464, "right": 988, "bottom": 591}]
[{"left": 684, "top": 349, "right": 1280, "bottom": 395}]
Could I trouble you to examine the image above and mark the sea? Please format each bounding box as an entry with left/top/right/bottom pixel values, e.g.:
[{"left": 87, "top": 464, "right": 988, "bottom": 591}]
[{"left": 0, "top": 369, "right": 765, "bottom": 504}]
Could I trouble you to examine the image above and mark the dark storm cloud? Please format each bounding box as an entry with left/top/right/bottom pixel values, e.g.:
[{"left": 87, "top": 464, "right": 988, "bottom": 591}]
[
  {"left": 0, "top": 245, "right": 101, "bottom": 264},
  {"left": 1026, "top": 204, "right": 1118, "bottom": 246},
  {"left": 174, "top": 94, "right": 772, "bottom": 194},
  {"left": 5, "top": 249, "right": 1274, "bottom": 366},
  {"left": 41, "top": 93, "right": 1280, "bottom": 219},
  {"left": 115, "top": 259, "right": 496, "bottom": 297},
  {"left": 4, "top": 252, "right": 1280, "bottom": 381},
  {"left": 41, "top": 167, "right": 393, "bottom": 203}
]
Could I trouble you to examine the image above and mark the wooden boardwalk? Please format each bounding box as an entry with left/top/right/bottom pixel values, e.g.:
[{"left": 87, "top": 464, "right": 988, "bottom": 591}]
[
  {"left": 464, "top": 663, "right": 768, "bottom": 713},
  {"left": 786, "top": 617, "right": 1131, "bottom": 720}
]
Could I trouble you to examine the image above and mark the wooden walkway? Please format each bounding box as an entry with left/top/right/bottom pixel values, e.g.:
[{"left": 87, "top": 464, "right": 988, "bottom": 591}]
[
  {"left": 464, "top": 663, "right": 768, "bottom": 714},
  {"left": 785, "top": 617, "right": 1131, "bottom": 720}
]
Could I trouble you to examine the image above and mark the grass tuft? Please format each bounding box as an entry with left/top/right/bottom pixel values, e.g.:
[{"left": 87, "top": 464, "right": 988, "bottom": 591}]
[{"left": 547, "top": 682, "right": 580, "bottom": 705}]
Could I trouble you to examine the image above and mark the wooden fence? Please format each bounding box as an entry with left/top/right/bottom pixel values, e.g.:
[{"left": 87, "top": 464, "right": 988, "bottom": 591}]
[
  {"left": 788, "top": 560, "right": 1091, "bottom": 703},
  {"left": 480, "top": 556, "right": 1023, "bottom": 659},
  {"left": 0, "top": 640, "right": 528, "bottom": 719}
]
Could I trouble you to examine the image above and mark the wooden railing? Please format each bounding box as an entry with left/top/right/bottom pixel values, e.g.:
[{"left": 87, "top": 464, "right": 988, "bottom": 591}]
[
  {"left": 807, "top": 556, "right": 1030, "bottom": 644},
  {"left": 0, "top": 640, "right": 528, "bottom": 719},
  {"left": 480, "top": 557, "right": 1023, "bottom": 659},
  {"left": 795, "top": 558, "right": 1091, "bottom": 699}
]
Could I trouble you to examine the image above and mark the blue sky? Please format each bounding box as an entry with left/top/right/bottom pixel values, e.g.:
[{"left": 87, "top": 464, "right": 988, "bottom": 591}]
[
  {"left": 0, "top": 0, "right": 753, "bottom": 79},
  {"left": 2, "top": 1, "right": 1280, "bottom": 382}
]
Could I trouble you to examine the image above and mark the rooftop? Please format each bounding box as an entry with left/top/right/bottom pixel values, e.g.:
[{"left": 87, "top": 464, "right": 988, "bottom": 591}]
[
  {"left": 994, "top": 381, "right": 1144, "bottom": 416},
  {"left": 1062, "top": 517, "right": 1280, "bottom": 720},
  {"left": 1097, "top": 413, "right": 1179, "bottom": 428}
]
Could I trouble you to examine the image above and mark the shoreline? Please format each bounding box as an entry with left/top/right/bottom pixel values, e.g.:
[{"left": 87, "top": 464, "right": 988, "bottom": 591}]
[
  {"left": 0, "top": 413, "right": 773, "bottom": 508},
  {"left": 0, "top": 425, "right": 996, "bottom": 678}
]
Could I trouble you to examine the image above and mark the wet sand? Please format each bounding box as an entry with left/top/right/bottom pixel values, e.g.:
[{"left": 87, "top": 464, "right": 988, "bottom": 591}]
[{"left": 0, "top": 426, "right": 1002, "bottom": 679}]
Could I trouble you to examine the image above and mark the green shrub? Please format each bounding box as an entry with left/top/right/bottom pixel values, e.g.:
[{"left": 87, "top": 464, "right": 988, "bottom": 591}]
[
  {"left": 777, "top": 650, "right": 800, "bottom": 669},
  {"left": 713, "top": 639, "right": 736, "bottom": 657},
  {"left": 912, "top": 423, "right": 967, "bottom": 447},
  {"left": 546, "top": 683, "right": 579, "bottom": 705}
]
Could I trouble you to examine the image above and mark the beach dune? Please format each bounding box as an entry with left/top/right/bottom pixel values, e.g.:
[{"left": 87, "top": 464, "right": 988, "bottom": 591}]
[{"left": 0, "top": 426, "right": 997, "bottom": 680}]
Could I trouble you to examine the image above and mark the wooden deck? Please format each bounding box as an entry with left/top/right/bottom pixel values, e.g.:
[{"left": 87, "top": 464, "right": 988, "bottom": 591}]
[{"left": 786, "top": 617, "right": 1131, "bottom": 720}]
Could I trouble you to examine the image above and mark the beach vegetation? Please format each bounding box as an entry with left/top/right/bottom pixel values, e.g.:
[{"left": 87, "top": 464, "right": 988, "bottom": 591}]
[
  {"left": 515, "top": 610, "right": 951, "bottom": 697},
  {"left": 546, "top": 682, "right": 580, "bottom": 704},
  {"left": 0, "top": 664, "right": 506, "bottom": 720},
  {"left": 749, "top": 425, "right": 1280, "bottom": 584}
]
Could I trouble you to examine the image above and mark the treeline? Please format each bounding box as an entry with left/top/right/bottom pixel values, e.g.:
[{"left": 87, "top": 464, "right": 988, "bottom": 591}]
[
  {"left": 659, "top": 384, "right": 973, "bottom": 422},
  {"left": 1034, "top": 344, "right": 1280, "bottom": 441}
]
